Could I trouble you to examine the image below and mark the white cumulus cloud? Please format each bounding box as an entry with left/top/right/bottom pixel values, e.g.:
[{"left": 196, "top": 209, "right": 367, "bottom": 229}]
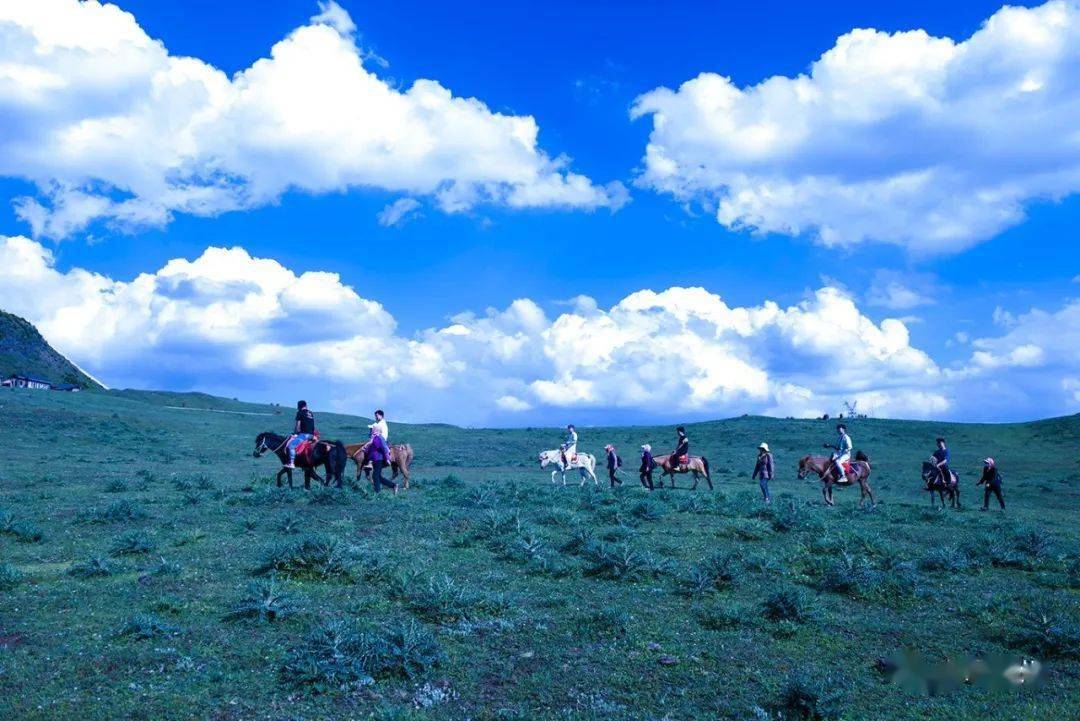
[
  {"left": 631, "top": 0, "right": 1080, "bottom": 254},
  {"left": 2, "top": 235, "right": 1075, "bottom": 424},
  {"left": 0, "top": 0, "right": 625, "bottom": 239}
]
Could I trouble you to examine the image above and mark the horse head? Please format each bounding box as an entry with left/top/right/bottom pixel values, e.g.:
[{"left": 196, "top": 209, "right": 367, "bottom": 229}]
[
  {"left": 253, "top": 432, "right": 275, "bottom": 458},
  {"left": 538, "top": 451, "right": 552, "bottom": 469},
  {"left": 796, "top": 456, "right": 811, "bottom": 479}
]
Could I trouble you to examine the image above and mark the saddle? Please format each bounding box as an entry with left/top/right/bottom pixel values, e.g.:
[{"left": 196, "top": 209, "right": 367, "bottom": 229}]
[
  {"left": 294, "top": 438, "right": 322, "bottom": 465},
  {"left": 842, "top": 461, "right": 854, "bottom": 474},
  {"left": 678, "top": 454, "right": 689, "bottom": 465}
]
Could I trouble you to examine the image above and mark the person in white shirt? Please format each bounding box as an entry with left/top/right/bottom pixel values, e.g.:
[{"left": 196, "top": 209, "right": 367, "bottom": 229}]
[
  {"left": 368, "top": 409, "right": 389, "bottom": 443},
  {"left": 823, "top": 423, "right": 852, "bottom": 484},
  {"left": 561, "top": 424, "right": 578, "bottom": 468}
]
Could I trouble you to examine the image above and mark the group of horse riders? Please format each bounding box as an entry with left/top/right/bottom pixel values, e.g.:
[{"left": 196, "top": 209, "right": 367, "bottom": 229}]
[
  {"left": 558, "top": 424, "right": 693, "bottom": 491},
  {"left": 283, "top": 400, "right": 400, "bottom": 493},
  {"left": 562, "top": 421, "right": 1006, "bottom": 510}
]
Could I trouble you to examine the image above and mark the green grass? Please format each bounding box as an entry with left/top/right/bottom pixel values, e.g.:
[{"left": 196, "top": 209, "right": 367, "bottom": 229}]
[{"left": 0, "top": 386, "right": 1077, "bottom": 720}]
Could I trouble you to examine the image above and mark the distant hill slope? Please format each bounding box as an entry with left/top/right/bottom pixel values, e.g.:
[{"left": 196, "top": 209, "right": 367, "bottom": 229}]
[{"left": 0, "top": 309, "right": 102, "bottom": 389}]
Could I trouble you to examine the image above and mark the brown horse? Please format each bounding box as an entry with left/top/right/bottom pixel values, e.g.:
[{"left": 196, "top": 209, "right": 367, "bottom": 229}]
[
  {"left": 344, "top": 442, "right": 414, "bottom": 489},
  {"left": 797, "top": 453, "right": 875, "bottom": 507},
  {"left": 921, "top": 460, "right": 960, "bottom": 509},
  {"left": 653, "top": 453, "right": 712, "bottom": 490}
]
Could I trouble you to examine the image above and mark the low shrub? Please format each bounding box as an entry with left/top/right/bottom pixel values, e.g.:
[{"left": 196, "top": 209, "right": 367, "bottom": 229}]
[
  {"left": 149, "top": 557, "right": 183, "bottom": 577},
  {"left": 68, "top": 557, "right": 120, "bottom": 578},
  {"left": 0, "top": 562, "right": 23, "bottom": 590},
  {"left": 104, "top": 479, "right": 128, "bottom": 493},
  {"left": 79, "top": 500, "right": 147, "bottom": 524},
  {"left": 695, "top": 598, "right": 746, "bottom": 630},
  {"left": 629, "top": 500, "right": 666, "bottom": 522},
  {"left": 677, "top": 553, "right": 739, "bottom": 596},
  {"left": 281, "top": 617, "right": 442, "bottom": 692},
  {"left": 404, "top": 575, "right": 506, "bottom": 623},
  {"left": 763, "top": 587, "right": 809, "bottom": 623},
  {"left": 995, "top": 606, "right": 1080, "bottom": 660},
  {"left": 577, "top": 608, "right": 630, "bottom": 640},
  {"left": 115, "top": 613, "right": 181, "bottom": 640},
  {"left": 769, "top": 671, "right": 844, "bottom": 720},
  {"left": 582, "top": 542, "right": 671, "bottom": 582},
  {"left": 0, "top": 512, "right": 43, "bottom": 543},
  {"left": 255, "top": 535, "right": 353, "bottom": 580},
  {"left": 278, "top": 515, "right": 303, "bottom": 535},
  {"left": 111, "top": 531, "right": 156, "bottom": 556},
  {"left": 225, "top": 578, "right": 297, "bottom": 622},
  {"left": 918, "top": 546, "right": 969, "bottom": 573}
]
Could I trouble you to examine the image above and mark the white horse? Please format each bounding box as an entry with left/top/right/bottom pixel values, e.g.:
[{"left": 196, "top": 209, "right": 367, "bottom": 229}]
[{"left": 538, "top": 449, "right": 598, "bottom": 486}]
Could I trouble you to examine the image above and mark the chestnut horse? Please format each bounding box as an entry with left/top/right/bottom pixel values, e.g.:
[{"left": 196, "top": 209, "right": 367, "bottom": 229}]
[
  {"left": 344, "top": 442, "right": 414, "bottom": 489},
  {"left": 653, "top": 453, "right": 712, "bottom": 490},
  {"left": 797, "top": 453, "right": 875, "bottom": 507},
  {"left": 921, "top": 460, "right": 960, "bottom": 509}
]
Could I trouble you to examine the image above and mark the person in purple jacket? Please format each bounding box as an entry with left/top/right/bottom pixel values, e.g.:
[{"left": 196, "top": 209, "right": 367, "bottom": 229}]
[
  {"left": 639, "top": 444, "right": 657, "bottom": 490},
  {"left": 366, "top": 427, "right": 397, "bottom": 494},
  {"left": 752, "top": 442, "right": 774, "bottom": 503}
]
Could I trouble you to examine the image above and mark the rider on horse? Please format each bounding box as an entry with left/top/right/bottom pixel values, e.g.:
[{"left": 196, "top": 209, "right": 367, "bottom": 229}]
[
  {"left": 824, "top": 423, "right": 852, "bottom": 483},
  {"left": 561, "top": 424, "right": 578, "bottom": 468},
  {"left": 930, "top": 437, "right": 950, "bottom": 488},
  {"left": 285, "top": 400, "right": 316, "bottom": 469},
  {"left": 672, "top": 426, "right": 689, "bottom": 471},
  {"left": 369, "top": 409, "right": 388, "bottom": 443}
]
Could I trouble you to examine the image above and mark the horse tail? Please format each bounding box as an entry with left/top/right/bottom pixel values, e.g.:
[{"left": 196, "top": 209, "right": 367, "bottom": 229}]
[
  {"left": 855, "top": 449, "right": 870, "bottom": 466},
  {"left": 332, "top": 441, "right": 347, "bottom": 481},
  {"left": 702, "top": 456, "right": 710, "bottom": 480}
]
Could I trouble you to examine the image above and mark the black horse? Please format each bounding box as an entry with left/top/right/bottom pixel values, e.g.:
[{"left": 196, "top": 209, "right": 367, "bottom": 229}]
[
  {"left": 921, "top": 460, "right": 960, "bottom": 508},
  {"left": 253, "top": 432, "right": 347, "bottom": 489}
]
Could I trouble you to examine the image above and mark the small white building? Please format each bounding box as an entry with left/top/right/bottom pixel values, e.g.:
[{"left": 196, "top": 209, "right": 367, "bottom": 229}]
[{"left": 3, "top": 373, "right": 53, "bottom": 390}]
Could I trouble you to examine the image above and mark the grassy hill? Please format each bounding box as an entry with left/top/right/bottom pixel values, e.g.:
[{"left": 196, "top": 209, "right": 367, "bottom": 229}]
[
  {"left": 0, "top": 309, "right": 102, "bottom": 389},
  {"left": 0, "top": 388, "right": 1077, "bottom": 720}
]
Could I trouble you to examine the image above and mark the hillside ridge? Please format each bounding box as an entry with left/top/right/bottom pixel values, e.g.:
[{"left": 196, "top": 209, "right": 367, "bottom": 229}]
[{"left": 0, "top": 309, "right": 102, "bottom": 389}]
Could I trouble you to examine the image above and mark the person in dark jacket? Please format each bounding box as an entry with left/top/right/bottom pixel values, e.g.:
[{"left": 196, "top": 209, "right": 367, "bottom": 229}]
[
  {"left": 977, "top": 457, "right": 1004, "bottom": 510},
  {"left": 639, "top": 444, "right": 657, "bottom": 490},
  {"left": 285, "top": 400, "right": 316, "bottom": 469},
  {"left": 931, "top": 437, "right": 951, "bottom": 488},
  {"left": 752, "top": 442, "right": 774, "bottom": 503},
  {"left": 672, "top": 426, "right": 689, "bottom": 470},
  {"left": 366, "top": 428, "right": 397, "bottom": 494},
  {"left": 605, "top": 444, "right": 621, "bottom": 487}
]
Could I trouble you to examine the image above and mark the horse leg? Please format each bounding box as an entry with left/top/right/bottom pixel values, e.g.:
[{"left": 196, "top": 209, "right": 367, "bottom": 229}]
[
  {"left": 401, "top": 465, "right": 410, "bottom": 490},
  {"left": 862, "top": 478, "right": 876, "bottom": 508},
  {"left": 276, "top": 468, "right": 284, "bottom": 488},
  {"left": 690, "top": 472, "right": 698, "bottom": 491}
]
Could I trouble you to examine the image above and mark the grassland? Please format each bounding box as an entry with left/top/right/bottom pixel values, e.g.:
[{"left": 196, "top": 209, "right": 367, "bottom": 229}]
[{"left": 1, "top": 388, "right": 1077, "bottom": 720}]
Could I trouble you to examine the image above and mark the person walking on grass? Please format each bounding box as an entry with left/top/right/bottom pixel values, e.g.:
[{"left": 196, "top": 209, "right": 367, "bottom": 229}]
[
  {"left": 978, "top": 458, "right": 1005, "bottom": 511},
  {"left": 605, "top": 444, "right": 622, "bottom": 488},
  {"left": 752, "top": 442, "right": 774, "bottom": 503},
  {"left": 639, "top": 444, "right": 657, "bottom": 491},
  {"left": 367, "top": 426, "right": 397, "bottom": 494}
]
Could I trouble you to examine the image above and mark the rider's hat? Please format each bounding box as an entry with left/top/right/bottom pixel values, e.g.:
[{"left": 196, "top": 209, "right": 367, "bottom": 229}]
[
  {"left": 984, "top": 457, "right": 995, "bottom": 467},
  {"left": 641, "top": 444, "right": 651, "bottom": 452},
  {"left": 758, "top": 442, "right": 769, "bottom": 452},
  {"left": 604, "top": 444, "right": 614, "bottom": 451}
]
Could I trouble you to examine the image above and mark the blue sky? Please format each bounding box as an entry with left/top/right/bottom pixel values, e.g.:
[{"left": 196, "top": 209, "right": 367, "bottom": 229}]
[{"left": 0, "top": 0, "right": 1077, "bottom": 425}]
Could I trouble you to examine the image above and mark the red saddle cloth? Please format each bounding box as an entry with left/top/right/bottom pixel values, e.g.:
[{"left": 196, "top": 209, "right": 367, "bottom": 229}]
[
  {"left": 295, "top": 438, "right": 320, "bottom": 464},
  {"left": 678, "top": 454, "right": 689, "bottom": 465},
  {"left": 842, "top": 461, "right": 854, "bottom": 474}
]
